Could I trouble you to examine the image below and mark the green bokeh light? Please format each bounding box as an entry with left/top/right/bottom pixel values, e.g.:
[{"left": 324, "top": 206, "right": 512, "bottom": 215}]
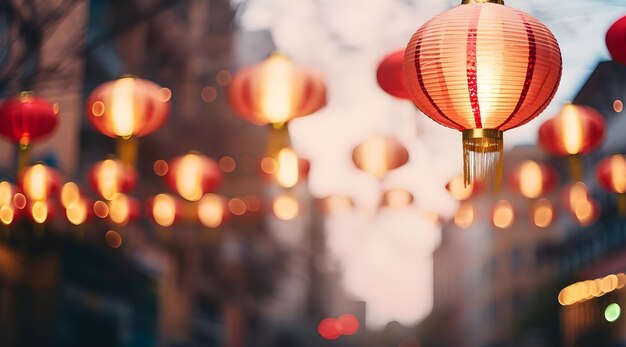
[{"left": 605, "top": 303, "right": 621, "bottom": 323}]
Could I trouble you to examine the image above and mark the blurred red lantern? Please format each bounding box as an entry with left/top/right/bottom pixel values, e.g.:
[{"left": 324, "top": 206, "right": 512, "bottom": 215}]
[
  {"left": 376, "top": 49, "right": 409, "bottom": 99},
  {"left": 146, "top": 193, "right": 183, "bottom": 227},
  {"left": 165, "top": 153, "right": 222, "bottom": 202},
  {"left": 508, "top": 160, "right": 558, "bottom": 199},
  {"left": 561, "top": 182, "right": 599, "bottom": 226},
  {"left": 87, "top": 77, "right": 170, "bottom": 165},
  {"left": 0, "top": 92, "right": 59, "bottom": 146},
  {"left": 596, "top": 154, "right": 626, "bottom": 215},
  {"left": 19, "top": 164, "right": 61, "bottom": 202},
  {"left": 107, "top": 193, "right": 140, "bottom": 226},
  {"left": 229, "top": 53, "right": 326, "bottom": 126},
  {"left": 197, "top": 193, "right": 230, "bottom": 228},
  {"left": 404, "top": 1, "right": 562, "bottom": 188},
  {"left": 352, "top": 136, "right": 409, "bottom": 179},
  {"left": 538, "top": 104, "right": 605, "bottom": 180},
  {"left": 88, "top": 159, "right": 138, "bottom": 200},
  {"left": 606, "top": 16, "right": 626, "bottom": 66}
]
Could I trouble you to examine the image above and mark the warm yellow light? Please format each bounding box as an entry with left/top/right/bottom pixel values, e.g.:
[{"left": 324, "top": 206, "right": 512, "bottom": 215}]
[
  {"left": 198, "top": 193, "right": 223, "bottom": 228},
  {"left": 93, "top": 200, "right": 109, "bottom": 219},
  {"left": 454, "top": 202, "right": 474, "bottom": 229},
  {"left": 447, "top": 175, "right": 473, "bottom": 201},
  {"left": 110, "top": 77, "right": 137, "bottom": 137},
  {"left": 228, "top": 198, "right": 247, "bottom": 216},
  {"left": 61, "top": 182, "right": 81, "bottom": 208},
  {"left": 614, "top": 100, "right": 623, "bottom": 113},
  {"left": 152, "top": 194, "right": 176, "bottom": 227},
  {"left": 532, "top": 199, "right": 553, "bottom": 228},
  {"left": 322, "top": 196, "right": 353, "bottom": 215},
  {"left": 92, "top": 101, "right": 105, "bottom": 117},
  {"left": 31, "top": 201, "right": 48, "bottom": 224},
  {"left": 574, "top": 200, "right": 594, "bottom": 225},
  {"left": 273, "top": 194, "right": 299, "bottom": 221},
  {"left": 560, "top": 104, "right": 583, "bottom": 155},
  {"left": 176, "top": 154, "right": 204, "bottom": 201},
  {"left": 24, "top": 164, "right": 48, "bottom": 200},
  {"left": 158, "top": 87, "right": 172, "bottom": 102},
  {"left": 66, "top": 199, "right": 88, "bottom": 225},
  {"left": 0, "top": 181, "right": 13, "bottom": 206},
  {"left": 559, "top": 273, "right": 626, "bottom": 306},
  {"left": 568, "top": 182, "right": 589, "bottom": 210},
  {"left": 260, "top": 54, "right": 295, "bottom": 124},
  {"left": 0, "top": 205, "right": 14, "bottom": 225},
  {"left": 109, "top": 194, "right": 130, "bottom": 225},
  {"left": 276, "top": 148, "right": 299, "bottom": 188},
  {"left": 97, "top": 159, "right": 122, "bottom": 200},
  {"left": 519, "top": 160, "right": 543, "bottom": 199},
  {"left": 610, "top": 155, "right": 626, "bottom": 194},
  {"left": 384, "top": 189, "right": 413, "bottom": 208},
  {"left": 362, "top": 137, "right": 389, "bottom": 179},
  {"left": 493, "top": 200, "right": 514, "bottom": 229}
]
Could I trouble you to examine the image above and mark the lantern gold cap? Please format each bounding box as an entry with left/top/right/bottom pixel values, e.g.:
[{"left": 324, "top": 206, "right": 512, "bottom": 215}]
[{"left": 462, "top": 0, "right": 504, "bottom": 4}]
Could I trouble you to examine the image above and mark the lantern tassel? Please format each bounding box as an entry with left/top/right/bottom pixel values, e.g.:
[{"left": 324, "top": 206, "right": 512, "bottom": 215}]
[
  {"left": 618, "top": 194, "right": 626, "bottom": 217},
  {"left": 568, "top": 155, "right": 583, "bottom": 182},
  {"left": 462, "top": 129, "right": 503, "bottom": 190},
  {"left": 117, "top": 136, "right": 138, "bottom": 167}
]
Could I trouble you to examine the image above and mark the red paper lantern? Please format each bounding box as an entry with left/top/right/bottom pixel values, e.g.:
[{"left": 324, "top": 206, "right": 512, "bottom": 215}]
[
  {"left": 538, "top": 104, "right": 605, "bottom": 157},
  {"left": 352, "top": 136, "right": 409, "bottom": 179},
  {"left": 404, "top": 0, "right": 562, "bottom": 187},
  {"left": 165, "top": 153, "right": 222, "bottom": 201},
  {"left": 377, "top": 49, "right": 410, "bottom": 99},
  {"left": 88, "top": 159, "right": 138, "bottom": 200},
  {"left": 229, "top": 53, "right": 327, "bottom": 126},
  {"left": 596, "top": 154, "right": 626, "bottom": 214},
  {"left": 606, "top": 16, "right": 626, "bottom": 66},
  {"left": 0, "top": 92, "right": 59, "bottom": 146},
  {"left": 508, "top": 160, "right": 558, "bottom": 199},
  {"left": 86, "top": 77, "right": 170, "bottom": 138}
]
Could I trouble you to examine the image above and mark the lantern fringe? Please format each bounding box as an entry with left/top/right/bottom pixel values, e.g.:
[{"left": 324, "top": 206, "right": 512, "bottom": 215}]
[
  {"left": 618, "top": 194, "right": 626, "bottom": 217},
  {"left": 462, "top": 129, "right": 503, "bottom": 190},
  {"left": 117, "top": 136, "right": 138, "bottom": 167},
  {"left": 568, "top": 155, "right": 583, "bottom": 182}
]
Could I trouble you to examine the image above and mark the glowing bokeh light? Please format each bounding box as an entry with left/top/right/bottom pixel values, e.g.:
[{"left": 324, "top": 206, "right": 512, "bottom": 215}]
[
  {"left": 273, "top": 194, "right": 299, "bottom": 221},
  {"left": 336, "top": 314, "right": 359, "bottom": 335},
  {"left": 152, "top": 194, "right": 177, "bottom": 227},
  {"left": 276, "top": 148, "right": 299, "bottom": 188},
  {"left": 198, "top": 193, "right": 224, "bottom": 228},
  {"left": 318, "top": 318, "right": 340, "bottom": 340},
  {"left": 532, "top": 199, "right": 554, "bottom": 228},
  {"left": 492, "top": 200, "right": 514, "bottom": 229},
  {"left": 31, "top": 201, "right": 48, "bottom": 224},
  {"left": 605, "top": 303, "right": 621, "bottom": 323},
  {"left": 228, "top": 198, "right": 247, "bottom": 216},
  {"left": 153, "top": 159, "right": 169, "bottom": 176},
  {"left": 105, "top": 230, "right": 123, "bottom": 249},
  {"left": 93, "top": 200, "right": 110, "bottom": 218},
  {"left": 219, "top": 156, "right": 237, "bottom": 173},
  {"left": 454, "top": 202, "right": 474, "bottom": 229}
]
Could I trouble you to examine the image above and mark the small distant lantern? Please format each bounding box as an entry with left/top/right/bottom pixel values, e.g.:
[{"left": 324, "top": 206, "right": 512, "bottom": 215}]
[
  {"left": 352, "top": 136, "right": 409, "bottom": 179},
  {"left": 596, "top": 154, "right": 626, "bottom": 215},
  {"left": 508, "top": 160, "right": 558, "bottom": 199},
  {"left": 86, "top": 77, "right": 171, "bottom": 165},
  {"left": 88, "top": 159, "right": 138, "bottom": 200},
  {"left": 376, "top": 49, "right": 410, "bottom": 99},
  {"left": 147, "top": 193, "right": 182, "bottom": 228},
  {"left": 165, "top": 153, "right": 222, "bottom": 202},
  {"left": 539, "top": 104, "right": 605, "bottom": 181}
]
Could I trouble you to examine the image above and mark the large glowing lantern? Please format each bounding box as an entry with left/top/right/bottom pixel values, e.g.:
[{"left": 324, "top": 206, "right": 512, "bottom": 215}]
[
  {"left": 19, "top": 164, "right": 60, "bottom": 201},
  {"left": 404, "top": 0, "right": 562, "bottom": 188},
  {"left": 86, "top": 77, "right": 171, "bottom": 164},
  {"left": 88, "top": 159, "right": 138, "bottom": 200},
  {"left": 538, "top": 104, "right": 605, "bottom": 180},
  {"left": 352, "top": 136, "right": 409, "bottom": 179},
  {"left": 165, "top": 153, "right": 222, "bottom": 202},
  {"left": 377, "top": 49, "right": 409, "bottom": 99},
  {"left": 508, "top": 160, "right": 558, "bottom": 199},
  {"left": 229, "top": 53, "right": 326, "bottom": 126},
  {"left": 606, "top": 16, "right": 626, "bottom": 66},
  {"left": 596, "top": 154, "right": 626, "bottom": 215}
]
